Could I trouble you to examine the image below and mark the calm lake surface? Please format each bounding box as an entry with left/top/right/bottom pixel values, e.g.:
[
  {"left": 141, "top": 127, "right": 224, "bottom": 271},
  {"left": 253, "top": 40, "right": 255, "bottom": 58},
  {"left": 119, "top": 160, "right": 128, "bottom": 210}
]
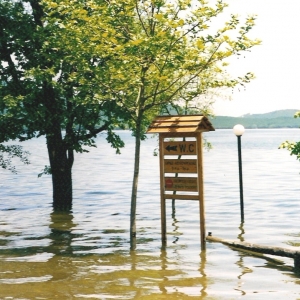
[{"left": 1, "top": 129, "right": 300, "bottom": 299}]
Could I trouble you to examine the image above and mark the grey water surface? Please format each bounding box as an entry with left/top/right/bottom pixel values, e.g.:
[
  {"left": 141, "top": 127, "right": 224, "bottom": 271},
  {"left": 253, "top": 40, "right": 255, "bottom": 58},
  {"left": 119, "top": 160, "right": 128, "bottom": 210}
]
[{"left": 1, "top": 129, "right": 300, "bottom": 299}]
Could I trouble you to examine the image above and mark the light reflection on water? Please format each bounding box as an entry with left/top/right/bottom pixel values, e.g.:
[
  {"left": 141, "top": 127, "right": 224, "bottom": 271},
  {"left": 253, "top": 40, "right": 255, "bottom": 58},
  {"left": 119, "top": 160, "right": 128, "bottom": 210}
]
[{"left": 0, "top": 129, "right": 300, "bottom": 299}]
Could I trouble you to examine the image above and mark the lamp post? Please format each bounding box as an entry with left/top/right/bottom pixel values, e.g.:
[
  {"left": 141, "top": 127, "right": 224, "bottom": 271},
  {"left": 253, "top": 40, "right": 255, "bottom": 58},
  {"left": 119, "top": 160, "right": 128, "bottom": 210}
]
[{"left": 233, "top": 124, "right": 245, "bottom": 222}]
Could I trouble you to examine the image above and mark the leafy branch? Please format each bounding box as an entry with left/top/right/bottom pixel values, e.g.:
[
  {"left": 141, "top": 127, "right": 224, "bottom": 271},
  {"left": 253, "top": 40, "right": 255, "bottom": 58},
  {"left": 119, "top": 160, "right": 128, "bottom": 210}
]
[{"left": 0, "top": 144, "right": 30, "bottom": 173}]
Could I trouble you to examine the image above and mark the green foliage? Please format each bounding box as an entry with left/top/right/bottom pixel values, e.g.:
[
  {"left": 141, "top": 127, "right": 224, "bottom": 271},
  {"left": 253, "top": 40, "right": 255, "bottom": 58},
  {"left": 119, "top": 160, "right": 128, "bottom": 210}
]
[
  {"left": 279, "top": 111, "right": 300, "bottom": 161},
  {"left": 1, "top": 0, "right": 260, "bottom": 147},
  {"left": 47, "top": 0, "right": 260, "bottom": 136},
  {"left": 38, "top": 165, "right": 52, "bottom": 178},
  {"left": 106, "top": 129, "right": 125, "bottom": 154},
  {"left": 0, "top": 145, "right": 30, "bottom": 173},
  {"left": 111, "top": 0, "right": 261, "bottom": 131},
  {"left": 0, "top": 0, "right": 125, "bottom": 152},
  {"left": 280, "top": 141, "right": 300, "bottom": 160}
]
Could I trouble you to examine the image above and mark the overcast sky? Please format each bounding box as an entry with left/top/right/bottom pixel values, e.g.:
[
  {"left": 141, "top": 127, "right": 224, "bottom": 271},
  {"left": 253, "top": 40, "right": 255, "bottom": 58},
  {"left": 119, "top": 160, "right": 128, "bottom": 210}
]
[{"left": 212, "top": 0, "right": 300, "bottom": 116}]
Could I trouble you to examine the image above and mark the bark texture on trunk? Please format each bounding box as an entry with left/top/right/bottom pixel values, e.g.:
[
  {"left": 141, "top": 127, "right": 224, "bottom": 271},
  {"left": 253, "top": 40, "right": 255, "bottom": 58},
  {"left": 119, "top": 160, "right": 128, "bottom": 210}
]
[
  {"left": 43, "top": 83, "right": 74, "bottom": 211},
  {"left": 130, "top": 124, "right": 142, "bottom": 250},
  {"left": 47, "top": 131, "right": 74, "bottom": 211}
]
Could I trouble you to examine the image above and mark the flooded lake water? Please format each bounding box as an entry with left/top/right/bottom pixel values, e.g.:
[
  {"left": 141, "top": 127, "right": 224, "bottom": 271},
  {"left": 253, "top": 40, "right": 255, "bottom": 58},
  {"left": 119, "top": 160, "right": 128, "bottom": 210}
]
[{"left": 1, "top": 129, "right": 300, "bottom": 299}]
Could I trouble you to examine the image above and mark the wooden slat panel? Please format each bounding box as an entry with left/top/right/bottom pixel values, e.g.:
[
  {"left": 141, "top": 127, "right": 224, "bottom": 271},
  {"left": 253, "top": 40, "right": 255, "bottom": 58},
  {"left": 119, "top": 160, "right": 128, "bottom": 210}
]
[
  {"left": 164, "top": 177, "right": 198, "bottom": 192},
  {"left": 163, "top": 141, "right": 196, "bottom": 155},
  {"left": 148, "top": 126, "right": 212, "bottom": 133},
  {"left": 164, "top": 159, "right": 197, "bottom": 173},
  {"left": 146, "top": 115, "right": 215, "bottom": 134},
  {"left": 148, "top": 126, "right": 197, "bottom": 133},
  {"left": 153, "top": 115, "right": 204, "bottom": 122},
  {"left": 151, "top": 121, "right": 201, "bottom": 127},
  {"left": 164, "top": 194, "right": 199, "bottom": 200},
  {"left": 160, "top": 132, "right": 198, "bottom": 138}
]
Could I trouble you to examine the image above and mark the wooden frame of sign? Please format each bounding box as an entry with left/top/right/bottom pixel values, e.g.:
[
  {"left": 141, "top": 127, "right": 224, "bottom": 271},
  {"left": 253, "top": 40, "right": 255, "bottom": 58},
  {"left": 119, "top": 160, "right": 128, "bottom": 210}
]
[{"left": 147, "top": 115, "right": 215, "bottom": 250}]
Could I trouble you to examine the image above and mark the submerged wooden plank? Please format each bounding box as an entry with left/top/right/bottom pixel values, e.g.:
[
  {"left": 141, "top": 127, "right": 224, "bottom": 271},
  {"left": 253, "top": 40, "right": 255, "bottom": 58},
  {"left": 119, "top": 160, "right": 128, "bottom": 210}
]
[{"left": 206, "top": 235, "right": 298, "bottom": 258}]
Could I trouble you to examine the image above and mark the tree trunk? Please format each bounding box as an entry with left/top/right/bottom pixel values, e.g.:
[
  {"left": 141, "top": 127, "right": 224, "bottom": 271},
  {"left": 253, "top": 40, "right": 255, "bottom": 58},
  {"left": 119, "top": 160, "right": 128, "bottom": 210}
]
[
  {"left": 46, "top": 129, "right": 74, "bottom": 211},
  {"left": 43, "top": 81, "right": 74, "bottom": 211},
  {"left": 130, "top": 122, "right": 142, "bottom": 250}
]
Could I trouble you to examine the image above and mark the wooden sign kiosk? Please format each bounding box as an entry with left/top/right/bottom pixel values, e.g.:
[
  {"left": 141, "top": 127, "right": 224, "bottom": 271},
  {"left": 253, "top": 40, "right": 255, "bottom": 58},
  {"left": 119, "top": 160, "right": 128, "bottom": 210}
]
[{"left": 147, "top": 115, "right": 215, "bottom": 250}]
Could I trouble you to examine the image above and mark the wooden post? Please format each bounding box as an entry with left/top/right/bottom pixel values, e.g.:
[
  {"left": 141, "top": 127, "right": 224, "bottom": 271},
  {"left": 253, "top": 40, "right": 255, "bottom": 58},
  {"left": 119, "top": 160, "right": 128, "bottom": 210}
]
[
  {"left": 197, "top": 133, "right": 206, "bottom": 250},
  {"left": 159, "top": 134, "right": 167, "bottom": 246}
]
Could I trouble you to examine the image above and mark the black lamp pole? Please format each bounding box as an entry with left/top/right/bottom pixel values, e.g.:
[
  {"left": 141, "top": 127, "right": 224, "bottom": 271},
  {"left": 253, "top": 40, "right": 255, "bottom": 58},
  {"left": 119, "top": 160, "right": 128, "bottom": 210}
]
[
  {"left": 237, "top": 134, "right": 244, "bottom": 222},
  {"left": 233, "top": 124, "right": 245, "bottom": 223}
]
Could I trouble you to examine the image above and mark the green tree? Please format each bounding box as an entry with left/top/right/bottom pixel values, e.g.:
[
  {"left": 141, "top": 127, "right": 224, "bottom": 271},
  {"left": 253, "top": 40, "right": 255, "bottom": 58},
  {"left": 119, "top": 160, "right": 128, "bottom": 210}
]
[
  {"left": 86, "top": 0, "right": 260, "bottom": 249},
  {"left": 279, "top": 111, "right": 300, "bottom": 159},
  {"left": 53, "top": 0, "right": 260, "bottom": 249},
  {"left": 0, "top": 0, "right": 124, "bottom": 210}
]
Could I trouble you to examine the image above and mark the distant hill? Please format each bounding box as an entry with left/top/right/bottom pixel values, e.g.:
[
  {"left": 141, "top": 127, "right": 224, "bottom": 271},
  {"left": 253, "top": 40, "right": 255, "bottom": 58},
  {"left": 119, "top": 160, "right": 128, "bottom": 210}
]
[
  {"left": 211, "top": 109, "right": 300, "bottom": 129},
  {"left": 240, "top": 109, "right": 299, "bottom": 119}
]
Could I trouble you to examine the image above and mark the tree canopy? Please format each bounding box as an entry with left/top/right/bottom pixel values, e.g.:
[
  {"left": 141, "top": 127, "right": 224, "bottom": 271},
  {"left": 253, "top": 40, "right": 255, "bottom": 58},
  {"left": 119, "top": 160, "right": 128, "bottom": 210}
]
[
  {"left": 1, "top": 0, "right": 260, "bottom": 245},
  {"left": 48, "top": 0, "right": 259, "bottom": 248},
  {"left": 0, "top": 0, "right": 126, "bottom": 209}
]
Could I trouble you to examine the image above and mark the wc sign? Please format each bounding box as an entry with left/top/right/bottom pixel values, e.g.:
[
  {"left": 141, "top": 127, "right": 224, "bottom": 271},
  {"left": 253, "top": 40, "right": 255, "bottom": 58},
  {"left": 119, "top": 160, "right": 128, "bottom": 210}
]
[
  {"left": 164, "top": 141, "right": 196, "bottom": 155},
  {"left": 146, "top": 115, "right": 215, "bottom": 250},
  {"left": 162, "top": 140, "right": 198, "bottom": 193}
]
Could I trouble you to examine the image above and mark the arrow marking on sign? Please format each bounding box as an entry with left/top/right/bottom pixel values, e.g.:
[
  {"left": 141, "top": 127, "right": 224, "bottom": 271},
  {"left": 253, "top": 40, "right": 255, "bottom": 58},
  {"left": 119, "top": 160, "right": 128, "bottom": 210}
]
[{"left": 166, "top": 145, "right": 177, "bottom": 152}]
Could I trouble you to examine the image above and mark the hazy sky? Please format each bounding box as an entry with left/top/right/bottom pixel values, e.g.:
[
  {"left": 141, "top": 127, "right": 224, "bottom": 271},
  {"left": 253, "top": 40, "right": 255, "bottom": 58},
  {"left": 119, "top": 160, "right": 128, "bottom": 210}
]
[{"left": 212, "top": 0, "right": 300, "bottom": 116}]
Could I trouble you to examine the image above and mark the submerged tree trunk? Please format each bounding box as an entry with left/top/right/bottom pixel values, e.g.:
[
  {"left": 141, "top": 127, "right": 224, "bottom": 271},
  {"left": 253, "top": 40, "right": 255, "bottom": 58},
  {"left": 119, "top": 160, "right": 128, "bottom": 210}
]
[
  {"left": 130, "top": 121, "right": 142, "bottom": 250},
  {"left": 47, "top": 131, "right": 74, "bottom": 211},
  {"left": 43, "top": 82, "right": 74, "bottom": 211}
]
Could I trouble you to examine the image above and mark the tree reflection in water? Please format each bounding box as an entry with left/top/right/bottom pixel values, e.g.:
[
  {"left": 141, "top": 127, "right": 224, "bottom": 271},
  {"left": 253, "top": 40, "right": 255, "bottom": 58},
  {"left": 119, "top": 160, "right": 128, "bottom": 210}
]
[{"left": 49, "top": 211, "right": 75, "bottom": 256}]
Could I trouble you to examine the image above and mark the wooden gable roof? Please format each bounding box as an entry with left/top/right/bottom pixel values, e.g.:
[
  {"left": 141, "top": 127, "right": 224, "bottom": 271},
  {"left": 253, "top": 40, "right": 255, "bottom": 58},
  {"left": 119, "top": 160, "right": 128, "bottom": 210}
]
[{"left": 147, "top": 115, "right": 215, "bottom": 134}]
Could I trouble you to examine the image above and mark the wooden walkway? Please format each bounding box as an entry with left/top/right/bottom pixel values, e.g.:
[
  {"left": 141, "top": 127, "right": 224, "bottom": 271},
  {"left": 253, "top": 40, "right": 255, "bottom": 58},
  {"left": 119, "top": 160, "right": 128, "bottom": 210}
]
[{"left": 206, "top": 235, "right": 300, "bottom": 270}]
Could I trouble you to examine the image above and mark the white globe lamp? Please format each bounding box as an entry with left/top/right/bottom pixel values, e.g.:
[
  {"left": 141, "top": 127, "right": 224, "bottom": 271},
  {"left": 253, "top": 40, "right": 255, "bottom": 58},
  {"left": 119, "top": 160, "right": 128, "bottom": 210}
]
[{"left": 233, "top": 124, "right": 245, "bottom": 136}]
